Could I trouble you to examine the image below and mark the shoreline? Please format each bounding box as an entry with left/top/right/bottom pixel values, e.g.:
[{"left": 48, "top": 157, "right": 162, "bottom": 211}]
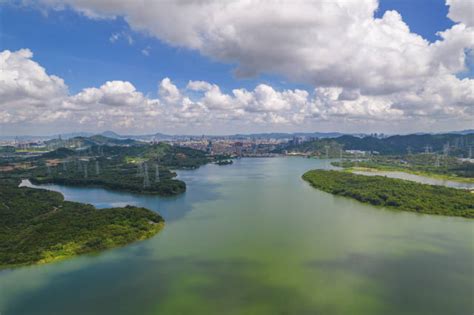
[
  {"left": 342, "top": 166, "right": 474, "bottom": 185},
  {"left": 1, "top": 184, "right": 166, "bottom": 269},
  {"left": 302, "top": 169, "right": 474, "bottom": 218},
  {"left": 28, "top": 177, "right": 186, "bottom": 197},
  {"left": 1, "top": 221, "right": 164, "bottom": 270}
]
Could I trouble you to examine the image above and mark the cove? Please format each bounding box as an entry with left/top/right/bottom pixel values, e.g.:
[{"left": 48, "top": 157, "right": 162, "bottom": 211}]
[{"left": 1, "top": 158, "right": 473, "bottom": 315}]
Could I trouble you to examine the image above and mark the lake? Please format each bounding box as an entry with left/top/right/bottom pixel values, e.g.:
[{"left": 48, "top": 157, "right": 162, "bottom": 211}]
[{"left": 2, "top": 157, "right": 473, "bottom": 315}]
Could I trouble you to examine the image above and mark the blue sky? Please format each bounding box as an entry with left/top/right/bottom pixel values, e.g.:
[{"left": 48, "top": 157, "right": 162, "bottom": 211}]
[
  {"left": 1, "top": 3, "right": 303, "bottom": 95},
  {"left": 0, "top": 0, "right": 474, "bottom": 133},
  {"left": 1, "top": 0, "right": 462, "bottom": 94}
]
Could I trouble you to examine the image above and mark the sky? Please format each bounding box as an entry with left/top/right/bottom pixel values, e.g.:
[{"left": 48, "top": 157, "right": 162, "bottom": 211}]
[{"left": 0, "top": 0, "right": 473, "bottom": 136}]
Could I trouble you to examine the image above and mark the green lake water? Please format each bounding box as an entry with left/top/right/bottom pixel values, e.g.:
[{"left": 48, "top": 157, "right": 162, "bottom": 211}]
[{"left": 2, "top": 157, "right": 473, "bottom": 315}]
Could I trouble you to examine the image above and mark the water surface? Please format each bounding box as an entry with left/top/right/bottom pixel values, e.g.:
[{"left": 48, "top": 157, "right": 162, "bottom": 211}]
[
  {"left": 352, "top": 169, "right": 474, "bottom": 190},
  {"left": 2, "top": 158, "right": 473, "bottom": 315}
]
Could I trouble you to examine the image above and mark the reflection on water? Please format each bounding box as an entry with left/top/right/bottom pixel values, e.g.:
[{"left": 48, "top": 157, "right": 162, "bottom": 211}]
[
  {"left": 352, "top": 170, "right": 474, "bottom": 190},
  {"left": 4, "top": 158, "right": 473, "bottom": 315}
]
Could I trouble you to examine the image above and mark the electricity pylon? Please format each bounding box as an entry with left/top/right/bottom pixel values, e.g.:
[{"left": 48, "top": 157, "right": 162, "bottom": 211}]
[{"left": 143, "top": 162, "right": 150, "bottom": 188}]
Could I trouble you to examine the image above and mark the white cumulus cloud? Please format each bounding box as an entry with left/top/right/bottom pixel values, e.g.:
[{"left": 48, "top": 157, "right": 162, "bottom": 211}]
[
  {"left": 447, "top": 0, "right": 474, "bottom": 27},
  {"left": 1, "top": 48, "right": 472, "bottom": 134},
  {"left": 37, "top": 0, "right": 473, "bottom": 95}
]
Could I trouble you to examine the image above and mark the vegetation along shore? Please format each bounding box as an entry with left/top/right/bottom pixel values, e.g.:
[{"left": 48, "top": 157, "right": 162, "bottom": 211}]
[
  {"left": 0, "top": 184, "right": 164, "bottom": 268},
  {"left": 302, "top": 170, "right": 474, "bottom": 218}
]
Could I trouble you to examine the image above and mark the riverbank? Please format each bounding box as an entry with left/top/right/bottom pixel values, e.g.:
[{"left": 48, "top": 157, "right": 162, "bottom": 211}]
[
  {"left": 331, "top": 155, "right": 474, "bottom": 184},
  {"left": 302, "top": 169, "right": 474, "bottom": 218},
  {"left": 0, "top": 184, "right": 165, "bottom": 268},
  {"left": 29, "top": 176, "right": 186, "bottom": 196},
  {"left": 343, "top": 166, "right": 474, "bottom": 184}
]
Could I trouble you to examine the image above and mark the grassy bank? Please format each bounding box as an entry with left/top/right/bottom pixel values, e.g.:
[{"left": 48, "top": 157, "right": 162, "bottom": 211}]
[{"left": 302, "top": 170, "right": 474, "bottom": 218}]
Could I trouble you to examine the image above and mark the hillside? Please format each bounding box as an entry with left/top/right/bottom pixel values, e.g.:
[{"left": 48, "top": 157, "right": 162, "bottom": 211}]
[
  {"left": 2, "top": 140, "right": 213, "bottom": 196},
  {"left": 0, "top": 184, "right": 164, "bottom": 267},
  {"left": 281, "top": 133, "right": 473, "bottom": 156}
]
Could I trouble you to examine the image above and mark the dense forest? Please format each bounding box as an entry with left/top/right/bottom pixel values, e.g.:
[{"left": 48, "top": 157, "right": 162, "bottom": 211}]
[
  {"left": 302, "top": 170, "right": 474, "bottom": 218},
  {"left": 280, "top": 133, "right": 473, "bottom": 157},
  {"left": 0, "top": 184, "right": 164, "bottom": 267},
  {"left": 38, "top": 140, "right": 211, "bottom": 169},
  {"left": 1, "top": 139, "right": 215, "bottom": 196}
]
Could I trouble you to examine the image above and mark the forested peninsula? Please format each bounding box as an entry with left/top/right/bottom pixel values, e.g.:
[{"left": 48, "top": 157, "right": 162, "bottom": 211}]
[
  {"left": 302, "top": 170, "right": 474, "bottom": 218},
  {"left": 0, "top": 136, "right": 227, "bottom": 268},
  {"left": 1, "top": 140, "right": 215, "bottom": 197},
  {"left": 0, "top": 184, "right": 164, "bottom": 268}
]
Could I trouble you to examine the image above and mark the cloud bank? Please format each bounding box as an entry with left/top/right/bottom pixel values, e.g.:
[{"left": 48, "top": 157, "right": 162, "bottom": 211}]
[
  {"left": 1, "top": 47, "right": 471, "bottom": 134},
  {"left": 1, "top": 0, "right": 473, "bottom": 134}
]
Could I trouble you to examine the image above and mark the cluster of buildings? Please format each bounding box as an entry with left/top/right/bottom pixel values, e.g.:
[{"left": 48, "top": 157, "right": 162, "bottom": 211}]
[
  {"left": 173, "top": 137, "right": 285, "bottom": 157},
  {"left": 2, "top": 134, "right": 292, "bottom": 158}
]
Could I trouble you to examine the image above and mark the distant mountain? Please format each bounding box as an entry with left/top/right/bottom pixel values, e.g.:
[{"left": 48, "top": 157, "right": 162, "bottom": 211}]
[
  {"left": 44, "top": 135, "right": 143, "bottom": 148},
  {"left": 99, "top": 131, "right": 123, "bottom": 139},
  {"left": 96, "top": 131, "right": 175, "bottom": 141},
  {"left": 446, "top": 129, "right": 474, "bottom": 135},
  {"left": 3, "top": 129, "right": 472, "bottom": 143},
  {"left": 89, "top": 135, "right": 142, "bottom": 146},
  {"left": 281, "top": 133, "right": 474, "bottom": 156},
  {"left": 61, "top": 131, "right": 349, "bottom": 141},
  {"left": 59, "top": 132, "right": 94, "bottom": 139}
]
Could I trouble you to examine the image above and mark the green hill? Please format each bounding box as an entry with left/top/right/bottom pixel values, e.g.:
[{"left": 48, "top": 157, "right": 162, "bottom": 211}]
[
  {"left": 0, "top": 184, "right": 164, "bottom": 268},
  {"left": 281, "top": 133, "right": 473, "bottom": 156}
]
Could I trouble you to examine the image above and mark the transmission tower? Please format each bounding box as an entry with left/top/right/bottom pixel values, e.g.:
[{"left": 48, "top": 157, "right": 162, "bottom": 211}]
[
  {"left": 155, "top": 164, "right": 160, "bottom": 182},
  {"left": 443, "top": 143, "right": 449, "bottom": 157},
  {"left": 137, "top": 162, "right": 143, "bottom": 177},
  {"left": 143, "top": 162, "right": 150, "bottom": 188},
  {"left": 84, "top": 162, "right": 88, "bottom": 179}
]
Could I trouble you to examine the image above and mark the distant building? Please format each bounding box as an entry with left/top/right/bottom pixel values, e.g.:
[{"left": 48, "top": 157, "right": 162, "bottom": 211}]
[{"left": 345, "top": 150, "right": 368, "bottom": 156}]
